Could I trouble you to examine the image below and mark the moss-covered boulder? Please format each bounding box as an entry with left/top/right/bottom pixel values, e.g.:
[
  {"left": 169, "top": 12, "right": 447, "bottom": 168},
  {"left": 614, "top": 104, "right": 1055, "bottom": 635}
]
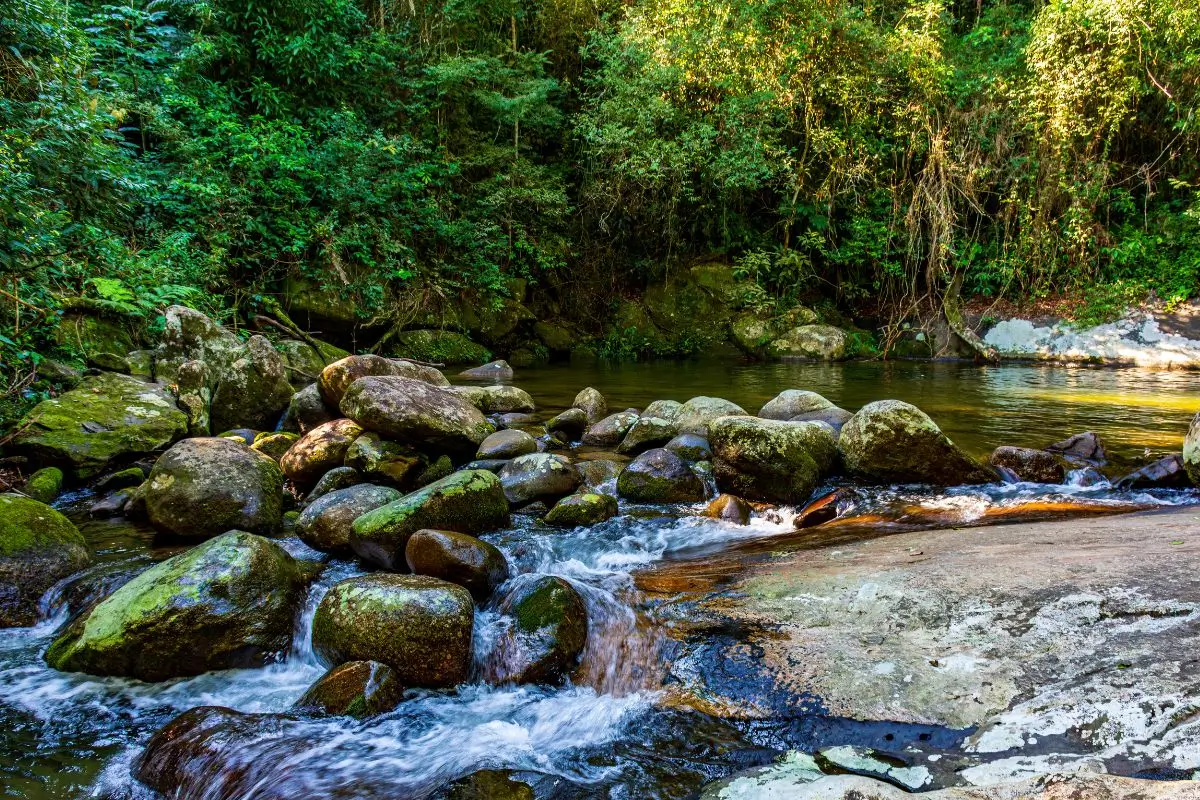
[
  {"left": 758, "top": 389, "right": 836, "bottom": 420},
  {"left": 279, "top": 418, "right": 364, "bottom": 486},
  {"left": 22, "top": 467, "right": 64, "bottom": 504},
  {"left": 767, "top": 324, "right": 849, "bottom": 360},
  {"left": 487, "top": 575, "right": 588, "bottom": 686},
  {"left": 319, "top": 354, "right": 449, "bottom": 408},
  {"left": 1183, "top": 412, "right": 1200, "bottom": 486},
  {"left": 729, "top": 307, "right": 820, "bottom": 358},
  {"left": 990, "top": 446, "right": 1066, "bottom": 484},
  {"left": 477, "top": 429, "right": 538, "bottom": 460},
  {"left": 577, "top": 459, "right": 622, "bottom": 491},
  {"left": 675, "top": 396, "right": 747, "bottom": 436},
  {"left": 391, "top": 330, "right": 490, "bottom": 365},
  {"left": 617, "top": 416, "right": 677, "bottom": 455},
  {"left": 294, "top": 660, "right": 405, "bottom": 718},
  {"left": 546, "top": 408, "right": 588, "bottom": 441},
  {"left": 664, "top": 433, "right": 711, "bottom": 462},
  {"left": 44, "top": 531, "right": 305, "bottom": 680},
  {"left": 55, "top": 310, "right": 136, "bottom": 371},
  {"left": 457, "top": 360, "right": 513, "bottom": 382},
  {"left": 452, "top": 385, "right": 536, "bottom": 414},
  {"left": 0, "top": 494, "right": 90, "bottom": 627},
  {"left": 308, "top": 466, "right": 362, "bottom": 500},
  {"left": 533, "top": 320, "right": 576, "bottom": 353},
  {"left": 145, "top": 437, "right": 284, "bottom": 540},
  {"left": 616, "top": 448, "right": 706, "bottom": 503},
  {"left": 498, "top": 453, "right": 581, "bottom": 506},
  {"left": 276, "top": 338, "right": 350, "bottom": 389},
  {"left": 702, "top": 493, "right": 751, "bottom": 525},
  {"left": 296, "top": 484, "right": 401, "bottom": 553},
  {"left": 312, "top": 574, "right": 474, "bottom": 688},
  {"left": 581, "top": 411, "right": 639, "bottom": 447},
  {"left": 209, "top": 334, "right": 295, "bottom": 433},
  {"left": 405, "top": 529, "right": 509, "bottom": 602},
  {"left": 709, "top": 417, "right": 835, "bottom": 504},
  {"left": 10, "top": 373, "right": 188, "bottom": 478},
  {"left": 544, "top": 492, "right": 618, "bottom": 527},
  {"left": 250, "top": 431, "right": 299, "bottom": 462},
  {"left": 572, "top": 387, "right": 608, "bottom": 425},
  {"left": 434, "top": 770, "right": 535, "bottom": 800},
  {"left": 351, "top": 470, "right": 510, "bottom": 570},
  {"left": 839, "top": 400, "right": 998, "bottom": 485},
  {"left": 344, "top": 432, "right": 428, "bottom": 489},
  {"left": 340, "top": 376, "right": 494, "bottom": 457}
]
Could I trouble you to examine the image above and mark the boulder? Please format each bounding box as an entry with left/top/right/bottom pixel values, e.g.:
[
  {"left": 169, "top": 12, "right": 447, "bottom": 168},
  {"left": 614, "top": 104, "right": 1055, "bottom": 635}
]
[
  {"left": 702, "top": 493, "right": 751, "bottom": 525},
  {"left": 54, "top": 310, "right": 135, "bottom": 371},
  {"left": 767, "top": 324, "right": 849, "bottom": 360},
  {"left": 486, "top": 575, "right": 588, "bottom": 686},
  {"left": 209, "top": 334, "right": 296, "bottom": 433},
  {"left": 534, "top": 320, "right": 576, "bottom": 353},
  {"left": 616, "top": 448, "right": 706, "bottom": 503},
  {"left": 319, "top": 354, "right": 449, "bottom": 408},
  {"left": 145, "top": 437, "right": 285, "bottom": 540},
  {"left": 22, "top": 467, "right": 64, "bottom": 504},
  {"left": 95, "top": 465, "right": 146, "bottom": 492},
  {"left": 544, "top": 493, "right": 618, "bottom": 527},
  {"left": 546, "top": 408, "right": 589, "bottom": 441},
  {"left": 1116, "top": 454, "right": 1191, "bottom": 490},
  {"left": 44, "top": 531, "right": 305, "bottom": 680},
  {"left": 250, "top": 432, "right": 298, "bottom": 462},
  {"left": 343, "top": 432, "right": 427, "bottom": 489},
  {"left": 351, "top": 470, "right": 510, "bottom": 570},
  {"left": 758, "top": 389, "right": 836, "bottom": 420},
  {"left": 451, "top": 385, "right": 536, "bottom": 414},
  {"left": 617, "top": 416, "right": 677, "bottom": 455},
  {"left": 9, "top": 373, "right": 188, "bottom": 478},
  {"left": 839, "top": 400, "right": 997, "bottom": 486},
  {"left": 457, "top": 360, "right": 513, "bottom": 382},
  {"left": 340, "top": 376, "right": 494, "bottom": 457},
  {"left": 789, "top": 406, "right": 854, "bottom": 433},
  {"left": 710, "top": 417, "right": 836, "bottom": 504},
  {"left": 434, "top": 770, "right": 535, "bottom": 800},
  {"left": 405, "top": 529, "right": 509, "bottom": 602},
  {"left": 464, "top": 459, "right": 509, "bottom": 473},
  {"left": 134, "top": 706, "right": 276, "bottom": 798},
  {"left": 294, "top": 660, "right": 405, "bottom": 718},
  {"left": 275, "top": 338, "right": 350, "bottom": 389},
  {"left": 312, "top": 574, "right": 474, "bottom": 688},
  {"left": 392, "top": 330, "right": 490, "bottom": 365},
  {"left": 990, "top": 446, "right": 1066, "bottom": 484},
  {"left": 416, "top": 454, "right": 454, "bottom": 486},
  {"left": 675, "top": 396, "right": 747, "bottom": 436},
  {"left": 581, "top": 412, "right": 639, "bottom": 447},
  {"left": 279, "top": 418, "right": 364, "bottom": 486},
  {"left": 498, "top": 454, "right": 581, "bottom": 506},
  {"left": 477, "top": 429, "right": 538, "bottom": 460},
  {"left": 1047, "top": 431, "right": 1107, "bottom": 467},
  {"left": 1185, "top": 412, "right": 1200, "bottom": 485},
  {"left": 577, "top": 459, "right": 622, "bottom": 491},
  {"left": 572, "top": 387, "right": 607, "bottom": 424},
  {"left": 296, "top": 484, "right": 401, "bottom": 553},
  {"left": 285, "top": 383, "right": 336, "bottom": 434},
  {"left": 308, "top": 466, "right": 361, "bottom": 500},
  {"left": 0, "top": 494, "right": 90, "bottom": 627},
  {"left": 664, "top": 433, "right": 711, "bottom": 462}
]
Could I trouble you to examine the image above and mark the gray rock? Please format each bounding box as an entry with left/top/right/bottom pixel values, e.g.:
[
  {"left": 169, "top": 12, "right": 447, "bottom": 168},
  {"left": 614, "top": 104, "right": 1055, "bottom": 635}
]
[
  {"left": 789, "top": 406, "right": 854, "bottom": 433},
  {"left": 572, "top": 387, "right": 608, "bottom": 425},
  {"left": 758, "top": 389, "right": 836, "bottom": 420},
  {"left": 616, "top": 448, "right": 706, "bottom": 503},
  {"left": 664, "top": 433, "right": 711, "bottom": 462},
  {"left": 582, "top": 412, "right": 639, "bottom": 447},
  {"left": 498, "top": 453, "right": 582, "bottom": 506},
  {"left": 546, "top": 408, "right": 589, "bottom": 441},
  {"left": 285, "top": 383, "right": 336, "bottom": 435},
  {"left": 617, "top": 416, "right": 677, "bottom": 455},
  {"left": 319, "top": 354, "right": 449, "bottom": 408},
  {"left": 451, "top": 385, "right": 536, "bottom": 414},
  {"left": 710, "top": 416, "right": 836, "bottom": 504},
  {"left": 457, "top": 360, "right": 513, "bottom": 382},
  {"left": 767, "top": 324, "right": 849, "bottom": 360},
  {"left": 477, "top": 429, "right": 539, "bottom": 460},
  {"left": 340, "top": 376, "right": 494, "bottom": 457},
  {"left": 296, "top": 484, "right": 401, "bottom": 553},
  {"left": 675, "top": 396, "right": 747, "bottom": 436}
]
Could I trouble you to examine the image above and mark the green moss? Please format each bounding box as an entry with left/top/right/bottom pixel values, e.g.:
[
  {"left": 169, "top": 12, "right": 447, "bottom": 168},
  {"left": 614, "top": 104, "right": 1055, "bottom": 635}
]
[
  {"left": 391, "top": 330, "right": 491, "bottom": 365},
  {"left": 513, "top": 578, "right": 574, "bottom": 633},
  {"left": 0, "top": 494, "right": 85, "bottom": 557},
  {"left": 544, "top": 493, "right": 617, "bottom": 527},
  {"left": 23, "top": 467, "right": 64, "bottom": 504}
]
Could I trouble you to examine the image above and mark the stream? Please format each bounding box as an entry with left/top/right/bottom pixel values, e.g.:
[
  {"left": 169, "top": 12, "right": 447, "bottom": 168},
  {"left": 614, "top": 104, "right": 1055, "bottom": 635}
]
[{"left": 3, "top": 361, "right": 1200, "bottom": 799}]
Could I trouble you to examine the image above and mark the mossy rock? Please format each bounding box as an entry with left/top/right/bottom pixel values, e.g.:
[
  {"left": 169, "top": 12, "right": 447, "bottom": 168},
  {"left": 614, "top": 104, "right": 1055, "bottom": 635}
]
[
  {"left": 758, "top": 390, "right": 836, "bottom": 421},
  {"left": 55, "top": 311, "right": 136, "bottom": 370},
  {"left": 767, "top": 324, "right": 849, "bottom": 361},
  {"left": 544, "top": 492, "right": 618, "bottom": 527},
  {"left": 416, "top": 454, "right": 455, "bottom": 486},
  {"left": 294, "top": 660, "right": 405, "bottom": 718},
  {"left": 44, "top": 531, "right": 306, "bottom": 680},
  {"left": 279, "top": 418, "right": 364, "bottom": 486},
  {"left": 617, "top": 417, "right": 676, "bottom": 456},
  {"left": 22, "top": 467, "right": 64, "bottom": 504},
  {"left": 318, "top": 354, "right": 449, "bottom": 408},
  {"left": 572, "top": 387, "right": 608, "bottom": 425},
  {"left": 283, "top": 274, "right": 368, "bottom": 332},
  {"left": 350, "top": 469, "right": 510, "bottom": 570},
  {"left": 340, "top": 376, "right": 495, "bottom": 457},
  {"left": 664, "top": 433, "right": 711, "bottom": 462},
  {"left": 312, "top": 573, "right": 474, "bottom": 689},
  {"left": 296, "top": 483, "right": 402, "bottom": 553},
  {"left": 488, "top": 575, "right": 588, "bottom": 686},
  {"left": 451, "top": 385, "right": 536, "bottom": 414},
  {"left": 405, "top": 529, "right": 509, "bottom": 602},
  {"left": 1183, "top": 412, "right": 1200, "bottom": 486},
  {"left": 616, "top": 448, "right": 706, "bottom": 503},
  {"left": 533, "top": 321, "right": 576, "bottom": 353},
  {"left": 434, "top": 770, "right": 535, "bottom": 800},
  {"left": 0, "top": 494, "right": 90, "bottom": 627},
  {"left": 546, "top": 408, "right": 588, "bottom": 441},
  {"left": 251, "top": 432, "right": 299, "bottom": 463},
  {"left": 498, "top": 453, "right": 581, "bottom": 506},
  {"left": 460, "top": 297, "right": 534, "bottom": 345},
  {"left": 581, "top": 411, "right": 639, "bottom": 447},
  {"left": 275, "top": 338, "right": 350, "bottom": 388},
  {"left": 391, "top": 330, "right": 491, "bottom": 366},
  {"left": 709, "top": 417, "right": 836, "bottom": 504},
  {"left": 308, "top": 466, "right": 362, "bottom": 501},
  {"left": 344, "top": 432, "right": 428, "bottom": 489},
  {"left": 209, "top": 334, "right": 296, "bottom": 433},
  {"left": 675, "top": 396, "right": 747, "bottom": 437}
]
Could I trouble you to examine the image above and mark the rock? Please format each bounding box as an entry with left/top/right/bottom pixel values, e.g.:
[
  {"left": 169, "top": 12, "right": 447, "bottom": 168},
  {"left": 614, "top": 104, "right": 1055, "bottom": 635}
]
[
  {"left": 392, "top": 329, "right": 490, "bottom": 365},
  {"left": 702, "top": 493, "right": 751, "bottom": 525},
  {"left": 839, "top": 400, "right": 997, "bottom": 486},
  {"left": 572, "top": 387, "right": 607, "bottom": 424},
  {"left": 758, "top": 389, "right": 836, "bottom": 420},
  {"left": 546, "top": 408, "right": 589, "bottom": 441},
  {"left": 0, "top": 494, "right": 90, "bottom": 627},
  {"left": 534, "top": 320, "right": 575, "bottom": 353},
  {"left": 218, "top": 428, "right": 258, "bottom": 445},
  {"left": 250, "top": 431, "right": 299, "bottom": 462},
  {"left": 498, "top": 453, "right": 581, "bottom": 506},
  {"left": 617, "top": 416, "right": 677, "bottom": 455},
  {"left": 789, "top": 406, "right": 854, "bottom": 433},
  {"left": 767, "top": 324, "right": 849, "bottom": 360},
  {"left": 457, "top": 360, "right": 513, "bottom": 382},
  {"left": 275, "top": 338, "right": 350, "bottom": 389},
  {"left": 487, "top": 575, "right": 588, "bottom": 685},
  {"left": 1047, "top": 431, "right": 1107, "bottom": 466},
  {"left": 616, "top": 448, "right": 706, "bottom": 503},
  {"left": 319, "top": 354, "right": 449, "bottom": 408},
  {"left": 794, "top": 489, "right": 843, "bottom": 528},
  {"left": 452, "top": 384, "right": 536, "bottom": 414},
  {"left": 434, "top": 770, "right": 535, "bottom": 800},
  {"left": 577, "top": 459, "right": 622, "bottom": 491},
  {"left": 709, "top": 417, "right": 836, "bottom": 504},
  {"left": 89, "top": 488, "right": 135, "bottom": 518},
  {"left": 296, "top": 484, "right": 401, "bottom": 553},
  {"left": 95, "top": 465, "right": 147, "bottom": 492},
  {"left": 545, "top": 492, "right": 618, "bottom": 527},
  {"left": 45, "top": 531, "right": 305, "bottom": 680},
  {"left": 209, "top": 334, "right": 295, "bottom": 433},
  {"left": 730, "top": 314, "right": 781, "bottom": 358},
  {"left": 581, "top": 411, "right": 639, "bottom": 447},
  {"left": 492, "top": 412, "right": 536, "bottom": 428},
  {"left": 341, "top": 376, "right": 494, "bottom": 457},
  {"left": 1185, "top": 413, "right": 1200, "bottom": 486},
  {"left": 145, "top": 437, "right": 285, "bottom": 540},
  {"left": 351, "top": 470, "right": 510, "bottom": 570},
  {"left": 340, "top": 432, "right": 425, "bottom": 489},
  {"left": 172, "top": 359, "right": 211, "bottom": 436},
  {"left": 416, "top": 454, "right": 454, "bottom": 486},
  {"left": 405, "top": 529, "right": 509, "bottom": 602},
  {"left": 294, "top": 660, "right": 405, "bottom": 718},
  {"left": 22, "top": 467, "right": 63, "bottom": 504},
  {"left": 312, "top": 574, "right": 474, "bottom": 688},
  {"left": 477, "top": 429, "right": 538, "bottom": 460},
  {"left": 813, "top": 745, "right": 929, "bottom": 792},
  {"left": 990, "top": 446, "right": 1066, "bottom": 484},
  {"left": 54, "top": 310, "right": 135, "bottom": 371},
  {"left": 1116, "top": 454, "right": 1191, "bottom": 489},
  {"left": 664, "top": 433, "right": 711, "bottom": 462},
  {"left": 279, "top": 418, "right": 364, "bottom": 486},
  {"left": 9, "top": 373, "right": 188, "bottom": 478},
  {"left": 286, "top": 383, "right": 336, "bottom": 434},
  {"left": 699, "top": 751, "right": 824, "bottom": 799},
  {"left": 134, "top": 706, "right": 276, "bottom": 798},
  {"left": 308, "top": 466, "right": 361, "bottom": 500},
  {"left": 464, "top": 459, "right": 509, "bottom": 473},
  {"left": 675, "top": 396, "right": 747, "bottom": 436}
]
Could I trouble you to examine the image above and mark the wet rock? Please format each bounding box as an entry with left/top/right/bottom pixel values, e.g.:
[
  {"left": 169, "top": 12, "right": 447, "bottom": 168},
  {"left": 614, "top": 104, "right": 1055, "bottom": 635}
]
[
  {"left": 416, "top": 454, "right": 454, "bottom": 486},
  {"left": 45, "top": 531, "right": 305, "bottom": 680},
  {"left": 9, "top": 373, "right": 188, "bottom": 478},
  {"left": 576, "top": 459, "right": 622, "bottom": 491},
  {"left": 89, "top": 488, "right": 135, "bottom": 518},
  {"left": 341, "top": 376, "right": 494, "bottom": 457},
  {"left": 989, "top": 446, "right": 1066, "bottom": 484},
  {"left": 794, "top": 489, "right": 843, "bottom": 528},
  {"left": 134, "top": 706, "right": 278, "bottom": 798},
  {"left": 478, "top": 429, "right": 538, "bottom": 460},
  {"left": 294, "top": 660, "right": 405, "bottom": 718},
  {"left": 392, "top": 329, "right": 490, "bottom": 366},
  {"left": 492, "top": 412, "right": 536, "bottom": 428},
  {"left": 1116, "top": 454, "right": 1190, "bottom": 489},
  {"left": 1047, "top": 431, "right": 1107, "bottom": 467},
  {"left": 498, "top": 453, "right": 582, "bottom": 506},
  {"left": 814, "top": 745, "right": 929, "bottom": 791},
  {"left": 617, "top": 448, "right": 706, "bottom": 503},
  {"left": 664, "top": 433, "right": 711, "bottom": 462},
  {"left": 284, "top": 382, "right": 336, "bottom": 435},
  {"left": 218, "top": 428, "right": 258, "bottom": 445},
  {"left": 702, "top": 493, "right": 751, "bottom": 525},
  {"left": 839, "top": 400, "right": 997, "bottom": 486},
  {"left": 351, "top": 470, "right": 510, "bottom": 570},
  {"left": 464, "top": 459, "right": 509, "bottom": 473},
  {"left": 545, "top": 492, "right": 618, "bottom": 527},
  {"left": 312, "top": 573, "right": 474, "bottom": 688},
  {"left": 617, "top": 416, "right": 677, "bottom": 455},
  {"left": 546, "top": 408, "right": 589, "bottom": 441},
  {"left": 698, "top": 751, "right": 824, "bottom": 799},
  {"left": 22, "top": 467, "right": 63, "bottom": 504},
  {"left": 572, "top": 387, "right": 608, "bottom": 425},
  {"left": 145, "top": 437, "right": 284, "bottom": 540},
  {"left": 0, "top": 494, "right": 90, "bottom": 627},
  {"left": 296, "top": 484, "right": 401, "bottom": 553},
  {"left": 710, "top": 417, "right": 836, "bottom": 504},
  {"left": 308, "top": 466, "right": 361, "bottom": 500},
  {"left": 343, "top": 432, "right": 427, "bottom": 489},
  {"left": 1185, "top": 412, "right": 1200, "bottom": 485},
  {"left": 452, "top": 384, "right": 536, "bottom": 414},
  {"left": 457, "top": 360, "right": 513, "bottom": 382},
  {"left": 767, "top": 324, "right": 849, "bottom": 360},
  {"left": 581, "top": 411, "right": 639, "bottom": 447},
  {"left": 675, "top": 396, "right": 747, "bottom": 437},
  {"left": 789, "top": 406, "right": 854, "bottom": 433},
  {"left": 758, "top": 389, "right": 836, "bottom": 420},
  {"left": 488, "top": 575, "right": 588, "bottom": 685},
  {"left": 433, "top": 770, "right": 535, "bottom": 800},
  {"left": 95, "top": 465, "right": 147, "bottom": 492},
  {"left": 319, "top": 354, "right": 449, "bottom": 408},
  {"left": 405, "top": 529, "right": 509, "bottom": 602},
  {"left": 280, "top": 418, "right": 364, "bottom": 486},
  {"left": 251, "top": 432, "right": 299, "bottom": 463}
]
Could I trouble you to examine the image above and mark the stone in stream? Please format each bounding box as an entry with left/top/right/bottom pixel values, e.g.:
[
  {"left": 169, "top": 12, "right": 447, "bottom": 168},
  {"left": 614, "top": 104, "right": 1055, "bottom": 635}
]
[
  {"left": 44, "top": 531, "right": 307, "bottom": 680},
  {"left": 581, "top": 411, "right": 639, "bottom": 447},
  {"left": 813, "top": 745, "right": 930, "bottom": 792},
  {"left": 319, "top": 353, "right": 449, "bottom": 408},
  {"left": 308, "top": 466, "right": 361, "bottom": 500},
  {"left": 546, "top": 407, "right": 589, "bottom": 441},
  {"left": 296, "top": 484, "right": 402, "bottom": 553},
  {"left": 1046, "top": 430, "right": 1107, "bottom": 466},
  {"left": 617, "top": 416, "right": 677, "bottom": 455},
  {"left": 1117, "top": 454, "right": 1191, "bottom": 489},
  {"left": 218, "top": 428, "right": 258, "bottom": 445},
  {"left": 21, "top": 467, "right": 64, "bottom": 504},
  {"left": 457, "top": 360, "right": 513, "bottom": 382},
  {"left": 451, "top": 384, "right": 536, "bottom": 414},
  {"left": 576, "top": 459, "right": 623, "bottom": 491},
  {"left": 545, "top": 492, "right": 619, "bottom": 527},
  {"left": 89, "top": 488, "right": 136, "bottom": 518},
  {"left": 279, "top": 418, "right": 364, "bottom": 486},
  {"left": 8, "top": 372, "right": 188, "bottom": 478},
  {"left": 145, "top": 437, "right": 284, "bottom": 540},
  {"left": 1185, "top": 412, "right": 1200, "bottom": 485},
  {"left": 617, "top": 448, "right": 706, "bottom": 504},
  {"left": 572, "top": 387, "right": 608, "bottom": 425},
  {"left": 664, "top": 433, "right": 711, "bottom": 462},
  {"left": 758, "top": 389, "right": 836, "bottom": 420},
  {"left": 839, "top": 400, "right": 998, "bottom": 486},
  {"left": 989, "top": 445, "right": 1066, "bottom": 484},
  {"left": 340, "top": 376, "right": 495, "bottom": 457},
  {"left": 709, "top": 417, "right": 836, "bottom": 504},
  {"left": 312, "top": 574, "right": 474, "bottom": 688},
  {"left": 789, "top": 406, "right": 853, "bottom": 433},
  {"left": 674, "top": 396, "right": 747, "bottom": 436},
  {"left": 498, "top": 453, "right": 581, "bottom": 506},
  {"left": 250, "top": 431, "right": 299, "bottom": 462},
  {"left": 0, "top": 494, "right": 91, "bottom": 628},
  {"left": 405, "top": 529, "right": 509, "bottom": 602},
  {"left": 433, "top": 770, "right": 536, "bottom": 800},
  {"left": 95, "top": 465, "right": 147, "bottom": 492},
  {"left": 284, "top": 383, "right": 336, "bottom": 434},
  {"left": 351, "top": 470, "right": 510, "bottom": 571},
  {"left": 464, "top": 459, "right": 509, "bottom": 473},
  {"left": 344, "top": 431, "right": 428, "bottom": 489},
  {"left": 702, "top": 493, "right": 751, "bottom": 525},
  {"left": 477, "top": 429, "right": 538, "bottom": 460},
  {"left": 794, "top": 489, "right": 844, "bottom": 528},
  {"left": 294, "top": 660, "right": 406, "bottom": 718},
  {"left": 486, "top": 575, "right": 588, "bottom": 686}
]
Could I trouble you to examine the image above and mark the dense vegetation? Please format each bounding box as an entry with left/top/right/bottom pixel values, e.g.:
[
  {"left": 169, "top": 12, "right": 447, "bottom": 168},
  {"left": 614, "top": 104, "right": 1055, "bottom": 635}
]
[{"left": 2, "top": 0, "right": 1199, "bottom": 381}]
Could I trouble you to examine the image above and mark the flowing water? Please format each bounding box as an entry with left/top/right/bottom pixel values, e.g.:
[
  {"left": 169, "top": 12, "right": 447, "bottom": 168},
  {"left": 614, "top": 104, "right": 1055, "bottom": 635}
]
[{"left": 3, "top": 361, "right": 1200, "bottom": 799}]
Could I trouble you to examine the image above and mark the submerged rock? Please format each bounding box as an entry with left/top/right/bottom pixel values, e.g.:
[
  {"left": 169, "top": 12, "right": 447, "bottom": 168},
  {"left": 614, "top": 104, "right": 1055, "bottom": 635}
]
[
  {"left": 294, "top": 660, "right": 406, "bottom": 718},
  {"left": 457, "top": 360, "right": 514, "bottom": 382},
  {"left": 280, "top": 418, "right": 364, "bottom": 486},
  {"left": 814, "top": 745, "right": 929, "bottom": 791},
  {"left": 758, "top": 389, "right": 836, "bottom": 421},
  {"left": 135, "top": 706, "right": 278, "bottom": 798},
  {"left": 617, "top": 448, "right": 706, "bottom": 503},
  {"left": 488, "top": 575, "right": 588, "bottom": 686},
  {"left": 581, "top": 411, "right": 639, "bottom": 447},
  {"left": 477, "top": 429, "right": 538, "bottom": 460},
  {"left": 296, "top": 484, "right": 401, "bottom": 553},
  {"left": 405, "top": 529, "right": 509, "bottom": 602},
  {"left": 0, "top": 494, "right": 90, "bottom": 627},
  {"left": 319, "top": 354, "right": 449, "bottom": 408},
  {"left": 710, "top": 417, "right": 836, "bottom": 504},
  {"left": 498, "top": 453, "right": 581, "bottom": 506},
  {"left": 990, "top": 446, "right": 1065, "bottom": 484},
  {"left": 433, "top": 770, "right": 535, "bottom": 800},
  {"left": 702, "top": 493, "right": 751, "bottom": 525},
  {"left": 341, "top": 376, "right": 494, "bottom": 457},
  {"left": 45, "top": 531, "right": 305, "bottom": 680},
  {"left": 572, "top": 387, "right": 608, "bottom": 425},
  {"left": 545, "top": 492, "right": 619, "bottom": 527}
]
